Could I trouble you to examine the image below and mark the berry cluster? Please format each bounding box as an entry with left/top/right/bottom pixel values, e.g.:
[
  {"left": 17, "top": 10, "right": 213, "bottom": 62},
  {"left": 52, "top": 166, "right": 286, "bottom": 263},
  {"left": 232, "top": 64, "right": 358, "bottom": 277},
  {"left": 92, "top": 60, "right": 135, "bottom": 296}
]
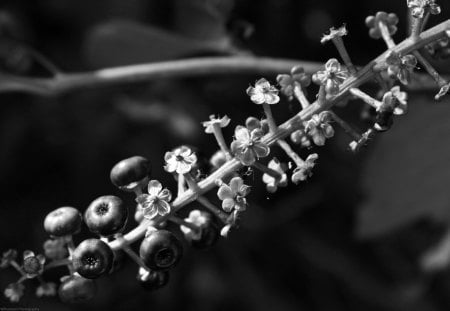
[{"left": 1, "top": 1, "right": 449, "bottom": 304}]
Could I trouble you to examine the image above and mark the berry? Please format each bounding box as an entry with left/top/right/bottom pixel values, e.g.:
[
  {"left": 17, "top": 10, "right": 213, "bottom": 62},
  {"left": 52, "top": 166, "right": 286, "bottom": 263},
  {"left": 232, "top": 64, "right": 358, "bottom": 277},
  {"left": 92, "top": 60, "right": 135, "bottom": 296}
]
[
  {"left": 110, "top": 156, "right": 151, "bottom": 191},
  {"left": 139, "top": 230, "right": 183, "bottom": 271},
  {"left": 84, "top": 196, "right": 128, "bottom": 237},
  {"left": 44, "top": 207, "right": 82, "bottom": 237},
  {"left": 374, "top": 110, "right": 394, "bottom": 132},
  {"left": 72, "top": 239, "right": 113, "bottom": 279},
  {"left": 58, "top": 275, "right": 96, "bottom": 303},
  {"left": 43, "top": 239, "right": 68, "bottom": 260},
  {"left": 137, "top": 268, "right": 169, "bottom": 291}
]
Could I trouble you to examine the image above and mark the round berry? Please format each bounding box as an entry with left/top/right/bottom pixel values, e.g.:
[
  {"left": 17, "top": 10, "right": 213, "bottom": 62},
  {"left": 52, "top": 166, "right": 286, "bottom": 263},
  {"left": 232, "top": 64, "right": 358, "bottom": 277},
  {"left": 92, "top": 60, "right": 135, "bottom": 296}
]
[
  {"left": 44, "top": 207, "right": 82, "bottom": 237},
  {"left": 72, "top": 239, "right": 113, "bottom": 279},
  {"left": 58, "top": 275, "right": 96, "bottom": 303},
  {"left": 43, "top": 239, "right": 68, "bottom": 260},
  {"left": 139, "top": 230, "right": 183, "bottom": 271},
  {"left": 84, "top": 196, "right": 128, "bottom": 237},
  {"left": 374, "top": 111, "right": 394, "bottom": 132},
  {"left": 137, "top": 269, "right": 169, "bottom": 291},
  {"left": 110, "top": 156, "right": 151, "bottom": 191}
]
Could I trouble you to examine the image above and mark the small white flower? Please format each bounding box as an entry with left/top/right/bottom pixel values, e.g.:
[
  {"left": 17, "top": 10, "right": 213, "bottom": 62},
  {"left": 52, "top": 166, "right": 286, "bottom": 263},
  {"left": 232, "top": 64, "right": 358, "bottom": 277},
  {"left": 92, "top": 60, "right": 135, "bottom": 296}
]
[
  {"left": 202, "top": 115, "right": 231, "bottom": 134},
  {"left": 407, "top": 0, "right": 441, "bottom": 18},
  {"left": 262, "top": 158, "right": 288, "bottom": 193},
  {"left": 321, "top": 25, "right": 348, "bottom": 44},
  {"left": 312, "top": 59, "right": 348, "bottom": 95},
  {"left": 217, "top": 177, "right": 251, "bottom": 212},
  {"left": 246, "top": 78, "right": 280, "bottom": 105},
  {"left": 180, "top": 210, "right": 210, "bottom": 241},
  {"left": 136, "top": 180, "right": 172, "bottom": 219},
  {"left": 164, "top": 146, "right": 197, "bottom": 174},
  {"left": 291, "top": 154, "right": 319, "bottom": 184}
]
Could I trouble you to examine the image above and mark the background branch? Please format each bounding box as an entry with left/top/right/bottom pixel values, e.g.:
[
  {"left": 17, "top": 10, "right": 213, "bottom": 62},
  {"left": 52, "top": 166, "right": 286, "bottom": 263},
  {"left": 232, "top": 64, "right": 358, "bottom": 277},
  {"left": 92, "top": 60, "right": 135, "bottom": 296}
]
[{"left": 0, "top": 56, "right": 445, "bottom": 96}]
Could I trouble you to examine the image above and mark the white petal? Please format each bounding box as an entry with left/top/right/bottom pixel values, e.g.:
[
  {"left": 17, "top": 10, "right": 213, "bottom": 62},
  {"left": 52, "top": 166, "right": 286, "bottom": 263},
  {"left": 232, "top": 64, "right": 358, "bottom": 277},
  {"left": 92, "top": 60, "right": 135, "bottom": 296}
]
[{"left": 147, "top": 180, "right": 163, "bottom": 196}]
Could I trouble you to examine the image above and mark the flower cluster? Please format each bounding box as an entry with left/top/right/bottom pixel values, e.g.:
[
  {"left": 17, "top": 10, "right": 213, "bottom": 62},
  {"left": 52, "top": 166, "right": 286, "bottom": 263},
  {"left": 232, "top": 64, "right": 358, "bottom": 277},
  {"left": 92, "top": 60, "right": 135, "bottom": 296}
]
[{"left": 2, "top": 2, "right": 449, "bottom": 305}]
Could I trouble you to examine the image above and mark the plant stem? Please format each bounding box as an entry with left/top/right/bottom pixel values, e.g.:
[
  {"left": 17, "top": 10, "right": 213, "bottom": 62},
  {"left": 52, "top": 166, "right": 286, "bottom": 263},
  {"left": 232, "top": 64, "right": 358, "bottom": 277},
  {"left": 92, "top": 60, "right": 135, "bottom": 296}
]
[
  {"left": 349, "top": 129, "right": 376, "bottom": 152},
  {"left": 169, "top": 216, "right": 200, "bottom": 232},
  {"left": 325, "top": 111, "right": 361, "bottom": 140},
  {"left": 0, "top": 57, "right": 322, "bottom": 96},
  {"left": 332, "top": 37, "right": 357, "bottom": 74},
  {"left": 65, "top": 235, "right": 76, "bottom": 274},
  {"left": 107, "top": 20, "right": 450, "bottom": 252},
  {"left": 262, "top": 103, "right": 278, "bottom": 133},
  {"left": 177, "top": 174, "right": 186, "bottom": 197},
  {"left": 197, "top": 196, "right": 229, "bottom": 223},
  {"left": 413, "top": 51, "right": 447, "bottom": 86},
  {"left": 293, "top": 83, "right": 310, "bottom": 110},
  {"left": 212, "top": 123, "right": 232, "bottom": 160},
  {"left": 410, "top": 16, "right": 423, "bottom": 39},
  {"left": 44, "top": 258, "right": 72, "bottom": 271},
  {"left": 378, "top": 21, "right": 396, "bottom": 49},
  {"left": 317, "top": 86, "right": 327, "bottom": 105},
  {"left": 115, "top": 234, "right": 150, "bottom": 271},
  {"left": 183, "top": 173, "right": 199, "bottom": 191},
  {"left": 277, "top": 139, "right": 305, "bottom": 167},
  {"left": 252, "top": 161, "right": 282, "bottom": 180},
  {"left": 10, "top": 260, "right": 26, "bottom": 277},
  {"left": 349, "top": 88, "right": 380, "bottom": 109}
]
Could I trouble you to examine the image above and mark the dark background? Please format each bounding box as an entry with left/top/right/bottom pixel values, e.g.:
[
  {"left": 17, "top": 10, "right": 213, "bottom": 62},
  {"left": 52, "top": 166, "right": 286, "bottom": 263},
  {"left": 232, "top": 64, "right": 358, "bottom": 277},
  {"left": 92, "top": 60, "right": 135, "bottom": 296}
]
[{"left": 0, "top": 0, "right": 450, "bottom": 310}]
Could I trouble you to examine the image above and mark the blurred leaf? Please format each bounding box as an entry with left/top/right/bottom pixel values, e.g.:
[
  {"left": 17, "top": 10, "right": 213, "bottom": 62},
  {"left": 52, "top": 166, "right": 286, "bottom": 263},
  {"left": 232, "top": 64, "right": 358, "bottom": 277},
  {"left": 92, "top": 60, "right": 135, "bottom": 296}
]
[
  {"left": 356, "top": 94, "right": 450, "bottom": 239},
  {"left": 84, "top": 19, "right": 233, "bottom": 67},
  {"left": 173, "top": 0, "right": 234, "bottom": 43}
]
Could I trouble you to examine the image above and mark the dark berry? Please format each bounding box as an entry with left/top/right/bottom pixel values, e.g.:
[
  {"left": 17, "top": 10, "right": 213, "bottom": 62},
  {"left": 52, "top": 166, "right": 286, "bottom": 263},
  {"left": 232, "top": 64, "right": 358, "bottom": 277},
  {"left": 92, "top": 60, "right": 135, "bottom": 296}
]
[
  {"left": 374, "top": 110, "right": 394, "bottom": 132},
  {"left": 137, "top": 269, "right": 169, "bottom": 291},
  {"left": 58, "top": 275, "right": 96, "bottom": 303},
  {"left": 72, "top": 239, "right": 113, "bottom": 279},
  {"left": 84, "top": 196, "right": 128, "bottom": 237},
  {"left": 139, "top": 230, "right": 183, "bottom": 271},
  {"left": 44, "top": 207, "right": 82, "bottom": 237},
  {"left": 110, "top": 156, "right": 151, "bottom": 191}
]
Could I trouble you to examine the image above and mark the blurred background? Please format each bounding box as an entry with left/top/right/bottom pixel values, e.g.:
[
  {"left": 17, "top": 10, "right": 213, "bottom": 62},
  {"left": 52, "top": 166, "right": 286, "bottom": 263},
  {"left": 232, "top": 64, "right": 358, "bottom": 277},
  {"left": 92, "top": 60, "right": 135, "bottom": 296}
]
[{"left": 0, "top": 0, "right": 449, "bottom": 310}]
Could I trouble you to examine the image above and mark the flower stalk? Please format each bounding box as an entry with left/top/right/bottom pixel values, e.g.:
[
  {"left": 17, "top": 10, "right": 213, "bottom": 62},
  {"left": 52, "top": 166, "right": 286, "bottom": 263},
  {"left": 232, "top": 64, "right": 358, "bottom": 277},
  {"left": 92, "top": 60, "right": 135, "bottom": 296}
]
[
  {"left": 293, "top": 83, "right": 310, "bottom": 110},
  {"left": 115, "top": 234, "right": 150, "bottom": 271},
  {"left": 378, "top": 21, "right": 396, "bottom": 49},
  {"left": 197, "top": 196, "right": 229, "bottom": 223},
  {"left": 252, "top": 161, "right": 283, "bottom": 181},
  {"left": 324, "top": 111, "right": 361, "bottom": 140}
]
